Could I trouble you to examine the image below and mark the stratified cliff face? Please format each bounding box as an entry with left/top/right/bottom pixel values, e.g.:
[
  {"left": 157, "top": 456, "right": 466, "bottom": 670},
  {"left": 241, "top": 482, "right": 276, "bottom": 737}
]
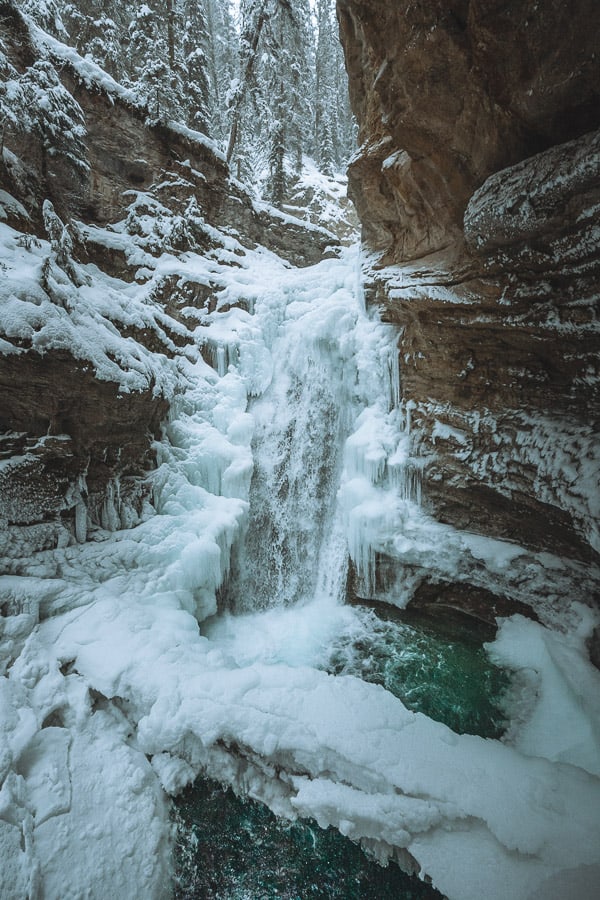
[{"left": 338, "top": 0, "right": 600, "bottom": 620}]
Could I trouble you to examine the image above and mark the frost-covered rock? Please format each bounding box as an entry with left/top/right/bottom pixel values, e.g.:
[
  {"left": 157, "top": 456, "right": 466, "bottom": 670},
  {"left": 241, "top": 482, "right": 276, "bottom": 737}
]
[
  {"left": 335, "top": 0, "right": 600, "bottom": 622},
  {"left": 464, "top": 128, "right": 600, "bottom": 253}
]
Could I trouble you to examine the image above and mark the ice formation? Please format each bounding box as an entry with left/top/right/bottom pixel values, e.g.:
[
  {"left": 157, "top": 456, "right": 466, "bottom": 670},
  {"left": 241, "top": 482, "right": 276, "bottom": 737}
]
[{"left": 1, "top": 215, "right": 600, "bottom": 900}]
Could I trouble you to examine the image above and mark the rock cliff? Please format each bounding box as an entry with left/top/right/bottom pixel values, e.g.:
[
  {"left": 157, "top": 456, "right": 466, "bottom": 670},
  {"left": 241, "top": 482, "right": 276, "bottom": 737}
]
[
  {"left": 338, "top": 0, "right": 600, "bottom": 624},
  {"left": 0, "top": 0, "right": 332, "bottom": 563}
]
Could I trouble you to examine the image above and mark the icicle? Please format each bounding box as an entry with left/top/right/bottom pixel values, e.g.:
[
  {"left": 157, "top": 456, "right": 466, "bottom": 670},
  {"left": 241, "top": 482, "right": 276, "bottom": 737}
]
[
  {"left": 346, "top": 509, "right": 378, "bottom": 598},
  {"left": 74, "top": 499, "right": 87, "bottom": 543},
  {"left": 201, "top": 338, "right": 240, "bottom": 377},
  {"left": 74, "top": 472, "right": 88, "bottom": 543},
  {"left": 404, "top": 399, "right": 416, "bottom": 435},
  {"left": 216, "top": 345, "right": 227, "bottom": 377},
  {"left": 388, "top": 438, "right": 423, "bottom": 504},
  {"left": 222, "top": 456, "right": 253, "bottom": 499},
  {"left": 355, "top": 245, "right": 367, "bottom": 314},
  {"left": 101, "top": 479, "right": 121, "bottom": 531},
  {"left": 389, "top": 341, "right": 401, "bottom": 411}
]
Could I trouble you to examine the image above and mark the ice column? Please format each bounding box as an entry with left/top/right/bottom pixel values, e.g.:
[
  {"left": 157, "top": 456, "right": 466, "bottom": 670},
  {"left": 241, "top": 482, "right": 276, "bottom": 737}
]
[{"left": 339, "top": 322, "right": 422, "bottom": 599}]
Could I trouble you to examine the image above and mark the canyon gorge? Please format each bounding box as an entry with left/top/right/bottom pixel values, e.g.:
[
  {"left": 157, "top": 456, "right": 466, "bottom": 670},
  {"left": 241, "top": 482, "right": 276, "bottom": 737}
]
[{"left": 0, "top": 1, "right": 599, "bottom": 898}]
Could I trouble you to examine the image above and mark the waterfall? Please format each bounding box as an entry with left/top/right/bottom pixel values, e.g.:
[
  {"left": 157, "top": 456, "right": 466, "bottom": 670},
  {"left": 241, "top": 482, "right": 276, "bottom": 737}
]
[
  {"left": 223, "top": 312, "right": 353, "bottom": 613},
  {"left": 218, "top": 248, "right": 413, "bottom": 614}
]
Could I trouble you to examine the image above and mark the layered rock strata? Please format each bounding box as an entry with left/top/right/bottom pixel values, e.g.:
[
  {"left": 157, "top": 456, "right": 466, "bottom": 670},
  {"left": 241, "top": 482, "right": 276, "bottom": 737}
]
[{"left": 338, "top": 0, "right": 600, "bottom": 622}]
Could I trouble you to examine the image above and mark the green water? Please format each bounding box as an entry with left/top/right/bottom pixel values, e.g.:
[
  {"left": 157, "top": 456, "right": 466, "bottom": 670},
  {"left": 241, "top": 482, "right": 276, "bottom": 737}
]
[
  {"left": 173, "top": 779, "right": 442, "bottom": 899},
  {"left": 328, "top": 603, "right": 510, "bottom": 739},
  {"left": 174, "top": 604, "right": 510, "bottom": 898}
]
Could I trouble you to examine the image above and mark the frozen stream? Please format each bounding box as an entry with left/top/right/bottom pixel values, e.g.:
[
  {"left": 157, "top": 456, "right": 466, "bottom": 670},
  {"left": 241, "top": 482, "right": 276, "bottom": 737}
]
[{"left": 2, "top": 241, "right": 600, "bottom": 900}]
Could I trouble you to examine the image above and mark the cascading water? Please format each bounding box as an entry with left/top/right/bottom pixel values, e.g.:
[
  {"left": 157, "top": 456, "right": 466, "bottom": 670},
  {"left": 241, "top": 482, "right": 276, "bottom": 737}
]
[
  {"left": 209, "top": 246, "right": 433, "bottom": 658},
  {"left": 219, "top": 253, "right": 394, "bottom": 615},
  {"left": 224, "top": 348, "right": 350, "bottom": 612}
]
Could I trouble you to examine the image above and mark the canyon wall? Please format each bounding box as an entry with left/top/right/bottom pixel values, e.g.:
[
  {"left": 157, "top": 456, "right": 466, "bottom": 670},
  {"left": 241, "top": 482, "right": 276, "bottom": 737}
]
[
  {"left": 0, "top": 0, "right": 331, "bottom": 565},
  {"left": 338, "top": 0, "right": 600, "bottom": 621}
]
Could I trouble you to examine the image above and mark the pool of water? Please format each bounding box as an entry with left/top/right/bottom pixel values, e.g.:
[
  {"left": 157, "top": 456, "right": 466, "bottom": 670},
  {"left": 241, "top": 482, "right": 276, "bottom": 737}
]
[
  {"left": 327, "top": 603, "right": 510, "bottom": 738},
  {"left": 173, "top": 602, "right": 511, "bottom": 897},
  {"left": 173, "top": 778, "right": 442, "bottom": 899}
]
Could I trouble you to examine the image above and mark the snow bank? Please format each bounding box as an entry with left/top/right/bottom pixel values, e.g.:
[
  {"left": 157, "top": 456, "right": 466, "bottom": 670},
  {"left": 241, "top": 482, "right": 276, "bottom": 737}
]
[
  {"left": 8, "top": 594, "right": 600, "bottom": 900},
  {"left": 2, "top": 240, "right": 600, "bottom": 900}
]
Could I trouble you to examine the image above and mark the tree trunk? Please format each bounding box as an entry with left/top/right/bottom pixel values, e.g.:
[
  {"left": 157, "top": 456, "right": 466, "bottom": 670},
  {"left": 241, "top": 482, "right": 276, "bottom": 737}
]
[
  {"left": 166, "top": 0, "right": 175, "bottom": 69},
  {"left": 226, "top": 0, "right": 270, "bottom": 164}
]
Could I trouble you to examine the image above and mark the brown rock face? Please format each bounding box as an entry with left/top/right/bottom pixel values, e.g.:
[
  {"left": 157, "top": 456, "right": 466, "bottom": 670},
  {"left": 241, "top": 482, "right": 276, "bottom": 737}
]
[
  {"left": 339, "top": 0, "right": 600, "bottom": 262},
  {"left": 0, "top": 349, "right": 167, "bottom": 517},
  {"left": 338, "top": 0, "right": 600, "bottom": 620}
]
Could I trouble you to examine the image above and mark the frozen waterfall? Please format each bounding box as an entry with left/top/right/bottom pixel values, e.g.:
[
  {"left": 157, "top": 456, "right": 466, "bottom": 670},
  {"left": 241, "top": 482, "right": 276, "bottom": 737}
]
[
  {"left": 2, "top": 241, "right": 600, "bottom": 900},
  {"left": 223, "top": 340, "right": 350, "bottom": 612},
  {"left": 216, "top": 242, "right": 409, "bottom": 616}
]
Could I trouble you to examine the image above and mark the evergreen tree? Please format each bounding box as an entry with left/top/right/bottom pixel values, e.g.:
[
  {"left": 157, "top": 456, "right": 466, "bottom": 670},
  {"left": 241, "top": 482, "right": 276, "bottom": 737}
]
[
  {"left": 16, "top": 0, "right": 356, "bottom": 198},
  {"left": 268, "top": 112, "right": 286, "bottom": 205},
  {"left": 226, "top": 0, "right": 269, "bottom": 165},
  {"left": 320, "top": 118, "right": 335, "bottom": 177},
  {"left": 227, "top": 0, "right": 314, "bottom": 194},
  {"left": 126, "top": 3, "right": 185, "bottom": 122},
  {"left": 18, "top": 0, "right": 67, "bottom": 37},
  {"left": 315, "top": 0, "right": 335, "bottom": 171},
  {"left": 182, "top": 0, "right": 211, "bottom": 133},
  {"left": 204, "top": 0, "right": 237, "bottom": 142},
  {"left": 314, "top": 0, "right": 357, "bottom": 171}
]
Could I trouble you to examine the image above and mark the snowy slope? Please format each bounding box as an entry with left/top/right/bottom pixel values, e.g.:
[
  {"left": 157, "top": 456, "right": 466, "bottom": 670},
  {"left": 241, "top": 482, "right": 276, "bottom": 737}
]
[
  {"left": 1, "top": 223, "right": 600, "bottom": 899},
  {"left": 1, "top": 11, "right": 599, "bottom": 890}
]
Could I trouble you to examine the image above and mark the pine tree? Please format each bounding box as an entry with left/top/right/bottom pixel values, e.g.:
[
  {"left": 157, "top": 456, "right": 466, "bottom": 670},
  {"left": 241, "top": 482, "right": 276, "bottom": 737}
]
[
  {"left": 16, "top": 0, "right": 356, "bottom": 192},
  {"left": 18, "top": 0, "right": 67, "bottom": 37},
  {"left": 314, "top": 0, "right": 356, "bottom": 172},
  {"left": 315, "top": 0, "right": 334, "bottom": 171},
  {"left": 226, "top": 0, "right": 269, "bottom": 165},
  {"left": 320, "top": 118, "right": 335, "bottom": 177},
  {"left": 126, "top": 4, "right": 185, "bottom": 122},
  {"left": 227, "top": 0, "right": 315, "bottom": 199},
  {"left": 268, "top": 113, "right": 286, "bottom": 205},
  {"left": 181, "top": 0, "right": 211, "bottom": 134},
  {"left": 279, "top": 0, "right": 313, "bottom": 175},
  {"left": 204, "top": 0, "right": 237, "bottom": 142}
]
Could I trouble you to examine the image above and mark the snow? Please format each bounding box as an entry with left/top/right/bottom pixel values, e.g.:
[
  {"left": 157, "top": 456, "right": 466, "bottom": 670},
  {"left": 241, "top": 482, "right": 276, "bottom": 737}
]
[
  {"left": 0, "top": 191, "right": 29, "bottom": 222},
  {"left": 251, "top": 195, "right": 337, "bottom": 239},
  {"left": 1, "top": 207, "right": 600, "bottom": 900},
  {"left": 283, "top": 158, "right": 359, "bottom": 242},
  {"left": 24, "top": 17, "right": 226, "bottom": 163},
  {"left": 161, "top": 119, "right": 226, "bottom": 162},
  {"left": 488, "top": 609, "right": 600, "bottom": 776}
]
